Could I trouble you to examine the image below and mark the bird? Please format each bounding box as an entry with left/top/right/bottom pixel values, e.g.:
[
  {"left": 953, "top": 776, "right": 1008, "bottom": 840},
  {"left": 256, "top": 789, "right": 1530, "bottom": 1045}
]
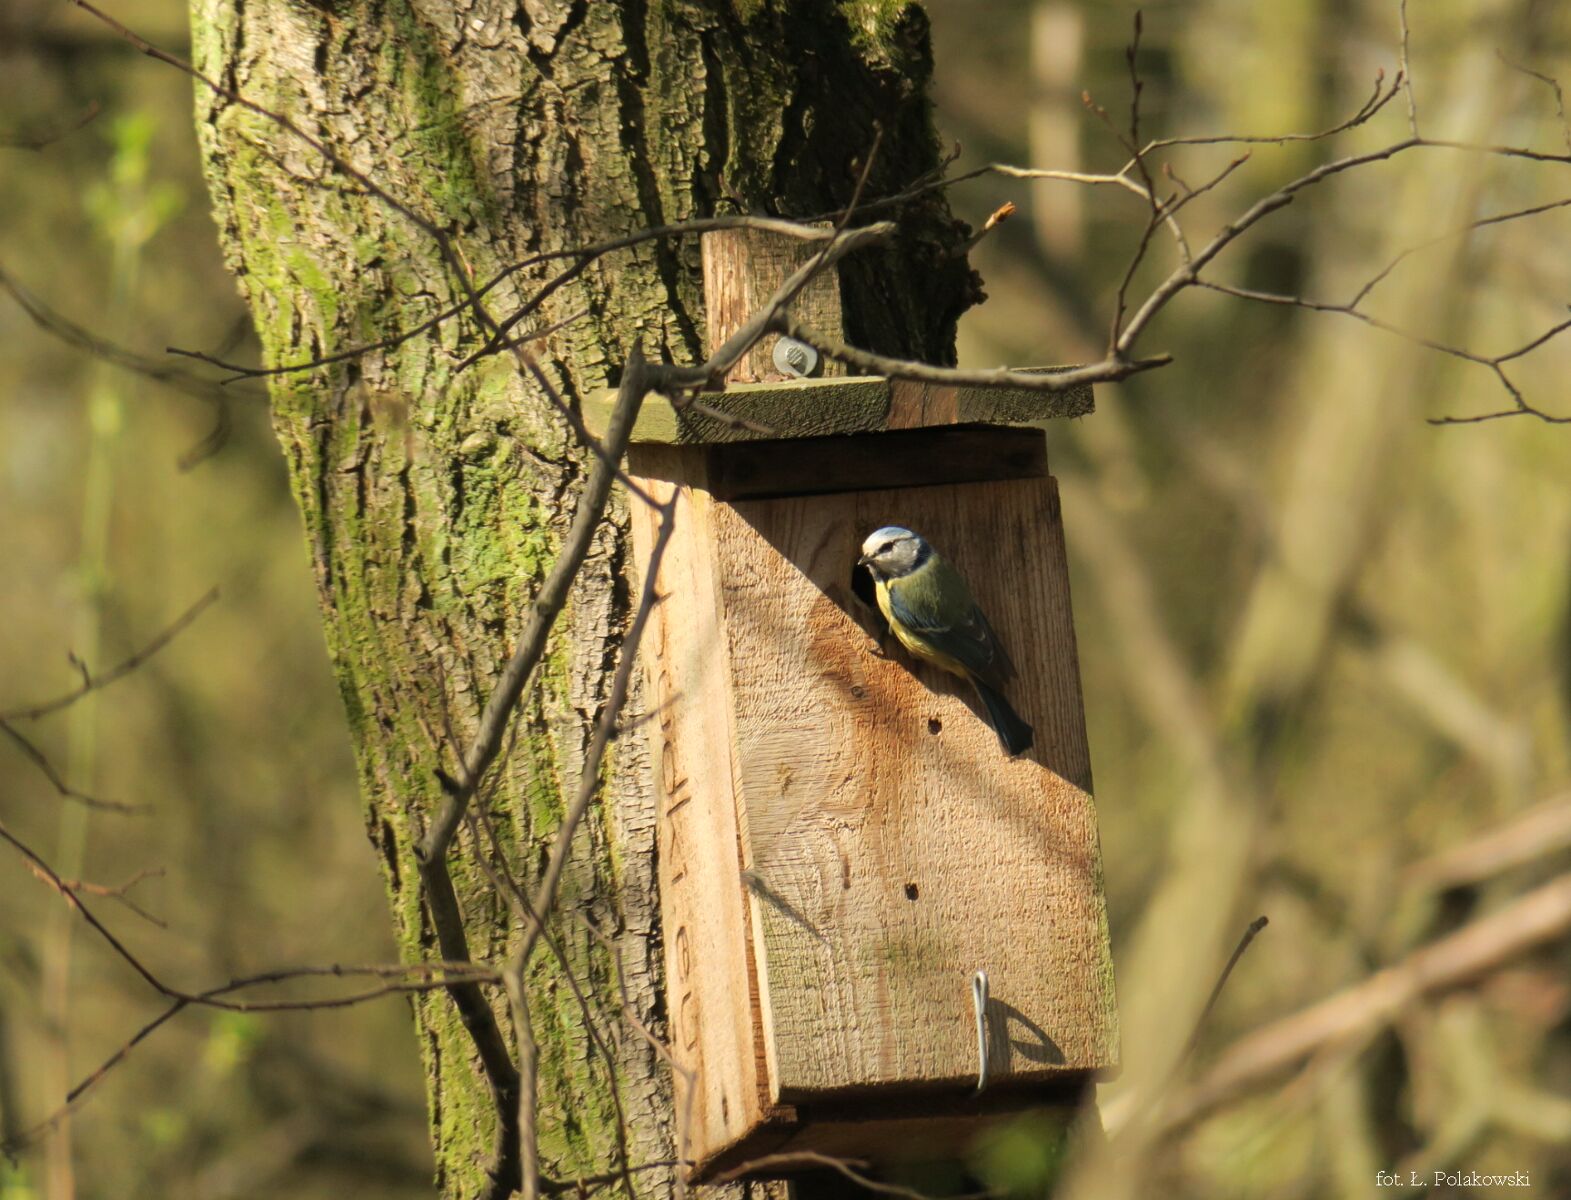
[{"left": 857, "top": 526, "right": 1034, "bottom": 757}]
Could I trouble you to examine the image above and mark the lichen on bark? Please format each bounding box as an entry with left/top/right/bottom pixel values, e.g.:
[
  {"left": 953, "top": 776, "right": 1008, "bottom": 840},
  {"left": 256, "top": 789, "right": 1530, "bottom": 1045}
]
[{"left": 189, "top": 0, "right": 977, "bottom": 1193}]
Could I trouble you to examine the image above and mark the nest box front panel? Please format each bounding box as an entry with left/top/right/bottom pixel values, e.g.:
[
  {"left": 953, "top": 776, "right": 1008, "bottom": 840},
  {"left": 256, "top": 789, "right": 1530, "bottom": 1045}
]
[{"left": 712, "top": 476, "right": 1118, "bottom": 1101}]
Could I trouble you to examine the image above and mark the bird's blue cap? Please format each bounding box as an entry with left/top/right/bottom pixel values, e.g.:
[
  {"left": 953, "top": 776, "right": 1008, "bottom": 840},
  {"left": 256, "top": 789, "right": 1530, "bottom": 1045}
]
[{"left": 864, "top": 525, "right": 919, "bottom": 547}]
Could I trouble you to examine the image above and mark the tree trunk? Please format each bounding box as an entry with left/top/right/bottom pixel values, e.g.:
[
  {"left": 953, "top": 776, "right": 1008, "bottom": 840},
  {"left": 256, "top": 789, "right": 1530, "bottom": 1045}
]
[{"left": 189, "top": 1, "right": 978, "bottom": 1193}]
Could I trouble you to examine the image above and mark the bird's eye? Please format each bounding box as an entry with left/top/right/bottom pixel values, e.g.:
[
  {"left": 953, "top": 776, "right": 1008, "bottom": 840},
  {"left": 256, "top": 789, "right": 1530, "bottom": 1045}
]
[{"left": 879, "top": 542, "right": 894, "bottom": 555}]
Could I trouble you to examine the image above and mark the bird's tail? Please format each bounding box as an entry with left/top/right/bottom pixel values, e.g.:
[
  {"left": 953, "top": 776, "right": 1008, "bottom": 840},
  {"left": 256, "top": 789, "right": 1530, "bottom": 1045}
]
[{"left": 972, "top": 679, "right": 1034, "bottom": 757}]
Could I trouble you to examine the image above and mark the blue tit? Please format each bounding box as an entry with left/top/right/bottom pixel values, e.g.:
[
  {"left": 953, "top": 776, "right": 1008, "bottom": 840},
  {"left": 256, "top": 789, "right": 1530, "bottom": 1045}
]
[{"left": 857, "top": 526, "right": 1034, "bottom": 757}]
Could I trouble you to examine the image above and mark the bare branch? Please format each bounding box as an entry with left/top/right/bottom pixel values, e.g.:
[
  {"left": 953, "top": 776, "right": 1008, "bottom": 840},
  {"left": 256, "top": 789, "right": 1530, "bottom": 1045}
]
[
  {"left": 518, "top": 494, "right": 674, "bottom": 971},
  {"left": 0, "top": 262, "right": 260, "bottom": 406},
  {"left": 1399, "top": 0, "right": 1420, "bottom": 135},
  {"left": 1181, "top": 916, "right": 1270, "bottom": 1066},
  {"left": 1139, "top": 69, "right": 1402, "bottom": 154},
  {"left": 1161, "top": 872, "right": 1571, "bottom": 1133},
  {"left": 0, "top": 101, "right": 102, "bottom": 151},
  {"left": 659, "top": 223, "right": 895, "bottom": 391},
  {"left": 504, "top": 958, "right": 541, "bottom": 1200},
  {"left": 1348, "top": 195, "right": 1571, "bottom": 309},
  {"left": 1405, "top": 795, "right": 1571, "bottom": 891},
  {"left": 0, "top": 719, "right": 143, "bottom": 813},
  {"left": 1, "top": 806, "right": 497, "bottom": 1151},
  {"left": 714, "top": 1150, "right": 995, "bottom": 1199},
  {"left": 1194, "top": 279, "right": 1571, "bottom": 422},
  {"left": 171, "top": 214, "right": 838, "bottom": 383},
  {"left": 5, "top": 960, "right": 490, "bottom": 1155},
  {"left": 420, "top": 345, "right": 650, "bottom": 863},
  {"left": 2, "top": 588, "right": 219, "bottom": 721},
  {"left": 950, "top": 201, "right": 1017, "bottom": 258},
  {"left": 1497, "top": 50, "right": 1571, "bottom": 156},
  {"left": 506, "top": 493, "right": 677, "bottom": 1198},
  {"left": 31, "top": 866, "right": 169, "bottom": 930},
  {"left": 777, "top": 316, "right": 1170, "bottom": 390}
]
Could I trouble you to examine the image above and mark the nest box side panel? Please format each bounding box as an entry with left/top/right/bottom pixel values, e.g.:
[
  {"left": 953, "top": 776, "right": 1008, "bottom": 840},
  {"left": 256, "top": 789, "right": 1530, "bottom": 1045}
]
[
  {"left": 629, "top": 477, "right": 784, "bottom": 1163},
  {"left": 711, "top": 477, "right": 1118, "bottom": 1100}
]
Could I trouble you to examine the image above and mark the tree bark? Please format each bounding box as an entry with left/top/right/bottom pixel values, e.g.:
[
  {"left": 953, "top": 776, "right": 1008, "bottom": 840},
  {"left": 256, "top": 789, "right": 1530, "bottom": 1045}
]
[{"left": 189, "top": 1, "right": 978, "bottom": 1194}]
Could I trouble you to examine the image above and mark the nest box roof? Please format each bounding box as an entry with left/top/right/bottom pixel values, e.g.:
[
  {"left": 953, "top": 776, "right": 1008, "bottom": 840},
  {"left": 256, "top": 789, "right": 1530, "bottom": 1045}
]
[{"left": 584, "top": 371, "right": 1094, "bottom": 446}]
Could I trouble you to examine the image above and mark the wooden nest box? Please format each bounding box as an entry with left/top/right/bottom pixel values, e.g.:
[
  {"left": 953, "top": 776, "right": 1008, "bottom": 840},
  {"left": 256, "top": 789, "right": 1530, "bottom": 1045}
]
[{"left": 594, "top": 231, "right": 1118, "bottom": 1179}]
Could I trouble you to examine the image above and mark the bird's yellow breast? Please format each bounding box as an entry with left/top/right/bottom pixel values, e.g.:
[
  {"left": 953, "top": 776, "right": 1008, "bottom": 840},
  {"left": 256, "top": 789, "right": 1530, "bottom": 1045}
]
[{"left": 874, "top": 577, "right": 969, "bottom": 678}]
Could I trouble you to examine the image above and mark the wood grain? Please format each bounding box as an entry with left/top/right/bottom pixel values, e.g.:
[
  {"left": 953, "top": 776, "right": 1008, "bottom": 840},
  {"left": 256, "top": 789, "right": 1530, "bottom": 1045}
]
[
  {"left": 712, "top": 476, "right": 1118, "bottom": 1100},
  {"left": 631, "top": 427, "right": 1048, "bottom": 500},
  {"left": 629, "top": 477, "right": 791, "bottom": 1169},
  {"left": 630, "top": 225, "right": 1111, "bottom": 1176},
  {"left": 702, "top": 226, "right": 847, "bottom": 384},
  {"left": 702, "top": 426, "right": 1048, "bottom": 500}
]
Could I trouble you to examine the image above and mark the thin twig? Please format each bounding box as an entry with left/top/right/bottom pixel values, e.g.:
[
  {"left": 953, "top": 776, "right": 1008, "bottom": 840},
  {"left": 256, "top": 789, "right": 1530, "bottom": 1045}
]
[
  {"left": 420, "top": 344, "right": 651, "bottom": 863},
  {"left": 3, "top": 588, "right": 220, "bottom": 721},
  {"left": 1497, "top": 50, "right": 1571, "bottom": 156},
  {"left": 1399, "top": 0, "right": 1419, "bottom": 135},
  {"left": 1180, "top": 916, "right": 1270, "bottom": 1066},
  {"left": 1, "top": 719, "right": 143, "bottom": 813},
  {"left": 714, "top": 1150, "right": 995, "bottom": 1199},
  {"left": 32, "top": 866, "right": 168, "bottom": 930},
  {"left": 777, "top": 316, "right": 1170, "bottom": 390},
  {"left": 1161, "top": 872, "right": 1571, "bottom": 1134},
  {"left": 0, "top": 101, "right": 102, "bottom": 150},
  {"left": 0, "top": 263, "right": 260, "bottom": 406},
  {"left": 506, "top": 491, "right": 676, "bottom": 1198}
]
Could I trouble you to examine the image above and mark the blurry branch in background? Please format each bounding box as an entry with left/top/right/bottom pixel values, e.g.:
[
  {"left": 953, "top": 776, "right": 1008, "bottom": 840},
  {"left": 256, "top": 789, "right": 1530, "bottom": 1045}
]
[
  {"left": 0, "top": 588, "right": 219, "bottom": 815},
  {"left": 1497, "top": 49, "right": 1571, "bottom": 156},
  {"left": 1048, "top": 10, "right": 1567, "bottom": 1185},
  {"left": 1404, "top": 794, "right": 1571, "bottom": 892},
  {"left": 0, "top": 587, "right": 218, "bottom": 722},
  {"left": 0, "top": 807, "right": 500, "bottom": 1156},
  {"left": 25, "top": 864, "right": 168, "bottom": 931},
  {"left": 1154, "top": 871, "right": 1571, "bottom": 1137},
  {"left": 0, "top": 101, "right": 101, "bottom": 151},
  {"left": 0, "top": 721, "right": 140, "bottom": 814},
  {"left": 0, "top": 262, "right": 255, "bottom": 465}
]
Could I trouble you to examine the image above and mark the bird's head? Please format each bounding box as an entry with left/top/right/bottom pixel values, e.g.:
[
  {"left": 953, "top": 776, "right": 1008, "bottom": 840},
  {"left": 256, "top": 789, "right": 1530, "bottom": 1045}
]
[{"left": 858, "top": 526, "right": 930, "bottom": 580}]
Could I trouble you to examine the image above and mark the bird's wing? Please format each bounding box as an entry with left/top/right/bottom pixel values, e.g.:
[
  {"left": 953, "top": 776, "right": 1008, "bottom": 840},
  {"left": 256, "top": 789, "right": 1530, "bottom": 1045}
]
[{"left": 886, "top": 558, "right": 1013, "bottom": 687}]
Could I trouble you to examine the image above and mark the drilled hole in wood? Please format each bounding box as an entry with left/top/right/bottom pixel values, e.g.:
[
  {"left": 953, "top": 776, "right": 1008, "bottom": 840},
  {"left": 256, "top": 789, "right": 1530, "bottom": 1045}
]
[
  {"left": 928, "top": 717, "right": 942, "bottom": 735},
  {"left": 904, "top": 883, "right": 920, "bottom": 901}
]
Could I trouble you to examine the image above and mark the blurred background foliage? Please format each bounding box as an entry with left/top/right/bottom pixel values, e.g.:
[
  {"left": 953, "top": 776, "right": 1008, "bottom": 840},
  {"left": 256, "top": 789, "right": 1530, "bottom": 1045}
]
[
  {"left": 1, "top": 1, "right": 432, "bottom": 1196},
  {"left": 1, "top": 0, "right": 1568, "bottom": 1198}
]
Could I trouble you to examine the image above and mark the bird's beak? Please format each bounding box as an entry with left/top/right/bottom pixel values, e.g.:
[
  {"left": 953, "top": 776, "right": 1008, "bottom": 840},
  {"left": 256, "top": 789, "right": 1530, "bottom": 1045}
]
[{"left": 856, "top": 553, "right": 871, "bottom": 567}]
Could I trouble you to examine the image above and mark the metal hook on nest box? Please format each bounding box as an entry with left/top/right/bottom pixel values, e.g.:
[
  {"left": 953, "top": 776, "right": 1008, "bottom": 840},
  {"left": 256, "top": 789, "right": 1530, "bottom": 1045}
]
[{"left": 972, "top": 969, "right": 991, "bottom": 1095}]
